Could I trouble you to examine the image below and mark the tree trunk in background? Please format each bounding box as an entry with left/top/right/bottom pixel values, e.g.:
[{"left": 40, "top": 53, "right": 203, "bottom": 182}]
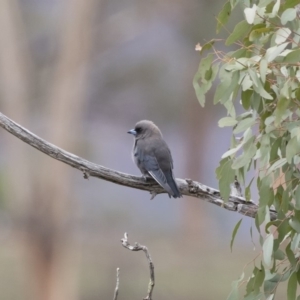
[
  {"left": 33, "top": 0, "right": 97, "bottom": 299},
  {"left": 0, "top": 0, "right": 97, "bottom": 299},
  {"left": 0, "top": 0, "right": 32, "bottom": 213}
]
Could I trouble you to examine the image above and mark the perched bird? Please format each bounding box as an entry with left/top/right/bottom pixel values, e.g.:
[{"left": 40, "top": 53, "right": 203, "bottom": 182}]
[{"left": 128, "top": 120, "right": 182, "bottom": 198}]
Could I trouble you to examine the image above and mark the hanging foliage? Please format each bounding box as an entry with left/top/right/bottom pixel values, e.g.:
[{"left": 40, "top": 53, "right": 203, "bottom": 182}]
[{"left": 194, "top": 0, "right": 300, "bottom": 299}]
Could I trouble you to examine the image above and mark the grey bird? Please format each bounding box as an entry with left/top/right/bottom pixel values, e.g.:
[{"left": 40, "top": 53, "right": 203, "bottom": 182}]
[{"left": 128, "top": 120, "right": 182, "bottom": 198}]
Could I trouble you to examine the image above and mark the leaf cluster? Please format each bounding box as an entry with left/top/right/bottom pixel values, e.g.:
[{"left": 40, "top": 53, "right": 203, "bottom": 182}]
[{"left": 194, "top": 0, "right": 300, "bottom": 299}]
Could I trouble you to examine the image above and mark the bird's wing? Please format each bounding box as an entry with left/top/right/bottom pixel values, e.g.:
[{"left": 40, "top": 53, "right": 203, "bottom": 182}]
[{"left": 143, "top": 154, "right": 174, "bottom": 196}]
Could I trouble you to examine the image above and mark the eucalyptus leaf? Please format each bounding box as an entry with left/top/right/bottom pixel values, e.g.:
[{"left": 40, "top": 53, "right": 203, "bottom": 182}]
[
  {"left": 217, "top": 2, "right": 231, "bottom": 33},
  {"left": 275, "top": 28, "right": 291, "bottom": 44},
  {"left": 275, "top": 97, "right": 290, "bottom": 125},
  {"left": 244, "top": 5, "right": 257, "bottom": 24},
  {"left": 281, "top": 8, "right": 297, "bottom": 25},
  {"left": 289, "top": 218, "right": 300, "bottom": 233},
  {"left": 262, "top": 234, "right": 274, "bottom": 268},
  {"left": 265, "top": 42, "right": 289, "bottom": 62},
  {"left": 259, "top": 59, "right": 268, "bottom": 83},
  {"left": 286, "top": 136, "right": 300, "bottom": 164},
  {"left": 294, "top": 185, "right": 300, "bottom": 210},
  {"left": 216, "top": 158, "right": 235, "bottom": 201},
  {"left": 287, "top": 272, "right": 297, "bottom": 300},
  {"left": 218, "top": 117, "right": 238, "bottom": 127},
  {"left": 266, "top": 158, "right": 287, "bottom": 175},
  {"left": 270, "top": 0, "right": 280, "bottom": 17},
  {"left": 222, "top": 145, "right": 243, "bottom": 159},
  {"left": 233, "top": 117, "right": 256, "bottom": 134},
  {"left": 283, "top": 49, "right": 300, "bottom": 63},
  {"left": 230, "top": 218, "right": 243, "bottom": 252},
  {"left": 226, "top": 20, "right": 251, "bottom": 45},
  {"left": 227, "top": 272, "right": 244, "bottom": 300}
]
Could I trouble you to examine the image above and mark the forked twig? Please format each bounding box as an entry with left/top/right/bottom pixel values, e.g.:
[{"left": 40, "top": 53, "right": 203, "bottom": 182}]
[{"left": 121, "top": 233, "right": 155, "bottom": 300}]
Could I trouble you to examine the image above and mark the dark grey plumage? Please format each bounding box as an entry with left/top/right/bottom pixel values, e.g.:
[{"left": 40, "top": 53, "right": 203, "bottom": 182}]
[{"left": 128, "top": 120, "right": 181, "bottom": 198}]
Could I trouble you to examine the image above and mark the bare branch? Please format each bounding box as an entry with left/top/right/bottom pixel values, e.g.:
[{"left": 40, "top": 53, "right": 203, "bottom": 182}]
[
  {"left": 113, "top": 268, "right": 119, "bottom": 300},
  {"left": 121, "top": 233, "right": 155, "bottom": 300},
  {"left": 0, "top": 111, "right": 277, "bottom": 220}
]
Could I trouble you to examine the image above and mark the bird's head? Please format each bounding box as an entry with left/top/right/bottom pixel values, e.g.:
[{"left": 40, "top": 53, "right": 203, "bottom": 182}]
[{"left": 127, "top": 120, "right": 162, "bottom": 139}]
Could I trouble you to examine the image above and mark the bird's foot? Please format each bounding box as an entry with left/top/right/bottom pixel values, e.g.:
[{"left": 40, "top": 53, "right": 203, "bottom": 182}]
[
  {"left": 142, "top": 174, "right": 154, "bottom": 182},
  {"left": 150, "top": 191, "right": 157, "bottom": 200}
]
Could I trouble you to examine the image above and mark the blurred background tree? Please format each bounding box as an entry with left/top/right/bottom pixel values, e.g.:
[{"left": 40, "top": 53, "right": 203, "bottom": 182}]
[{"left": 0, "top": 0, "right": 287, "bottom": 299}]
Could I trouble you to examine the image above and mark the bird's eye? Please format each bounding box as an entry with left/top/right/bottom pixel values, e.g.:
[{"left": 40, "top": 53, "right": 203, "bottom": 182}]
[{"left": 135, "top": 127, "right": 142, "bottom": 133}]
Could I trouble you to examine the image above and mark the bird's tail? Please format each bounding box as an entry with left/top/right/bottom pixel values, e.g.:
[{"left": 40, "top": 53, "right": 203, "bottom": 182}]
[{"left": 166, "top": 172, "right": 182, "bottom": 198}]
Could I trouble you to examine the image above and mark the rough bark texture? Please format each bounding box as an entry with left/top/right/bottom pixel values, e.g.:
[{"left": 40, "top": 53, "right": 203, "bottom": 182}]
[{"left": 0, "top": 111, "right": 277, "bottom": 220}]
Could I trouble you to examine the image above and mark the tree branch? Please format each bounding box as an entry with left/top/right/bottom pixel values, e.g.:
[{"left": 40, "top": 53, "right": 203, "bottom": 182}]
[
  {"left": 121, "top": 233, "right": 155, "bottom": 300},
  {"left": 112, "top": 268, "right": 119, "bottom": 300},
  {"left": 0, "top": 111, "right": 277, "bottom": 220}
]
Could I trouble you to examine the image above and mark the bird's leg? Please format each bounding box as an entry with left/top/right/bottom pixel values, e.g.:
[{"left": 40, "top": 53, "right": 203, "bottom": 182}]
[
  {"left": 142, "top": 174, "right": 154, "bottom": 182},
  {"left": 150, "top": 191, "right": 158, "bottom": 200}
]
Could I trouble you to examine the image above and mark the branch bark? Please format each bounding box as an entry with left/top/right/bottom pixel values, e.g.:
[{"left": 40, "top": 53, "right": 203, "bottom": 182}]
[
  {"left": 113, "top": 268, "right": 119, "bottom": 300},
  {"left": 121, "top": 233, "right": 155, "bottom": 300},
  {"left": 0, "top": 111, "right": 277, "bottom": 220}
]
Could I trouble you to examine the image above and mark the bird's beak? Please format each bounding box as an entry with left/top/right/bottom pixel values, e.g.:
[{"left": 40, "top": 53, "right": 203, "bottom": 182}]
[{"left": 127, "top": 129, "right": 137, "bottom": 136}]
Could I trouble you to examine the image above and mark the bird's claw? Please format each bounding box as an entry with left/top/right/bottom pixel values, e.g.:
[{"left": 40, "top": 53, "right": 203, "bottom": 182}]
[{"left": 150, "top": 191, "right": 157, "bottom": 200}]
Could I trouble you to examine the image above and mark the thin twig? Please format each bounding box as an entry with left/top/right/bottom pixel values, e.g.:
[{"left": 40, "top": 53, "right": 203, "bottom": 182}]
[
  {"left": 121, "top": 233, "right": 155, "bottom": 300},
  {"left": 0, "top": 111, "right": 277, "bottom": 220},
  {"left": 113, "top": 268, "right": 120, "bottom": 300}
]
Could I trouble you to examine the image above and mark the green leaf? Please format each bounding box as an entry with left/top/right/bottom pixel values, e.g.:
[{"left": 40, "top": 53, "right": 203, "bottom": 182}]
[
  {"left": 297, "top": 267, "right": 300, "bottom": 285},
  {"left": 281, "top": 8, "right": 297, "bottom": 25},
  {"left": 253, "top": 82, "right": 273, "bottom": 100},
  {"left": 193, "top": 54, "right": 215, "bottom": 107},
  {"left": 294, "top": 185, "right": 300, "bottom": 210},
  {"left": 275, "top": 28, "right": 291, "bottom": 44},
  {"left": 226, "top": 20, "right": 251, "bottom": 45},
  {"left": 230, "top": 0, "right": 240, "bottom": 9},
  {"left": 218, "top": 117, "right": 238, "bottom": 127},
  {"left": 286, "top": 136, "right": 300, "bottom": 164},
  {"left": 227, "top": 272, "right": 244, "bottom": 300},
  {"left": 259, "top": 59, "right": 268, "bottom": 84},
  {"left": 289, "top": 217, "right": 300, "bottom": 233},
  {"left": 291, "top": 231, "right": 300, "bottom": 251},
  {"left": 282, "top": 0, "right": 300, "bottom": 11},
  {"left": 216, "top": 158, "right": 235, "bottom": 201},
  {"left": 253, "top": 265, "right": 265, "bottom": 293},
  {"left": 217, "top": 2, "right": 231, "bottom": 33},
  {"left": 286, "top": 242, "right": 296, "bottom": 266},
  {"left": 222, "top": 145, "right": 243, "bottom": 159},
  {"left": 277, "top": 218, "right": 291, "bottom": 244},
  {"left": 241, "top": 74, "right": 253, "bottom": 91},
  {"left": 249, "top": 26, "right": 272, "bottom": 42},
  {"left": 287, "top": 272, "right": 297, "bottom": 300},
  {"left": 245, "top": 177, "right": 254, "bottom": 201},
  {"left": 241, "top": 90, "right": 253, "bottom": 109},
  {"left": 274, "top": 248, "right": 285, "bottom": 260},
  {"left": 266, "top": 158, "right": 287, "bottom": 175},
  {"left": 271, "top": 0, "right": 280, "bottom": 17},
  {"left": 283, "top": 49, "right": 300, "bottom": 63},
  {"left": 231, "top": 154, "right": 251, "bottom": 169},
  {"left": 275, "top": 97, "right": 290, "bottom": 125},
  {"left": 230, "top": 218, "right": 243, "bottom": 252},
  {"left": 248, "top": 68, "right": 259, "bottom": 87},
  {"left": 265, "top": 42, "right": 289, "bottom": 62},
  {"left": 213, "top": 68, "right": 239, "bottom": 104},
  {"left": 193, "top": 84, "right": 205, "bottom": 106},
  {"left": 233, "top": 117, "right": 256, "bottom": 134},
  {"left": 245, "top": 265, "right": 265, "bottom": 297},
  {"left": 244, "top": 5, "right": 257, "bottom": 24},
  {"left": 263, "top": 234, "right": 274, "bottom": 268},
  {"left": 198, "top": 40, "right": 215, "bottom": 55},
  {"left": 270, "top": 137, "right": 281, "bottom": 162}
]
